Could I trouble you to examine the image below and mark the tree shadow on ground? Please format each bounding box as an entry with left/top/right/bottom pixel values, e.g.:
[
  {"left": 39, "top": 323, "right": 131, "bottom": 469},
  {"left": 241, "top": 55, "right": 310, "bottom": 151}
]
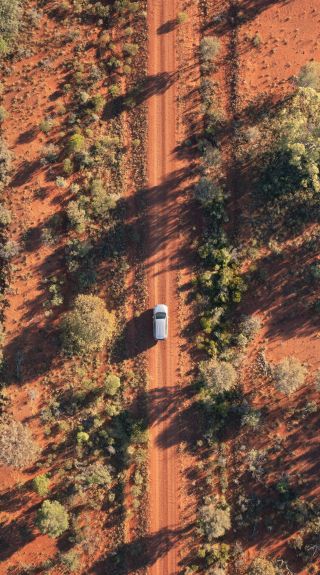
[{"left": 91, "top": 524, "right": 193, "bottom": 575}]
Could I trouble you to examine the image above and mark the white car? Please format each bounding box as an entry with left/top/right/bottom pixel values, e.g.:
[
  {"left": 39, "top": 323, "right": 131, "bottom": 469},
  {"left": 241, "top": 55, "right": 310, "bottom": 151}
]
[{"left": 153, "top": 304, "right": 168, "bottom": 340}]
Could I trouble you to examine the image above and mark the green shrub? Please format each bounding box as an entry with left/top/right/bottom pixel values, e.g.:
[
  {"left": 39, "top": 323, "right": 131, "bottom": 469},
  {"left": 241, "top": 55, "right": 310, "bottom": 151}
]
[
  {"left": 200, "top": 36, "right": 220, "bottom": 67},
  {"left": 90, "top": 94, "right": 104, "bottom": 114},
  {"left": 247, "top": 558, "right": 275, "bottom": 575},
  {"left": 123, "top": 42, "right": 139, "bottom": 56},
  {"left": 63, "top": 158, "right": 74, "bottom": 175},
  {"left": 194, "top": 178, "right": 225, "bottom": 207},
  {"left": 60, "top": 550, "right": 80, "bottom": 573},
  {"left": 239, "top": 315, "right": 261, "bottom": 341},
  {"left": 67, "top": 200, "right": 87, "bottom": 233},
  {"left": 258, "top": 88, "right": 320, "bottom": 203},
  {"left": 0, "top": 239, "right": 19, "bottom": 259},
  {"left": 39, "top": 118, "right": 54, "bottom": 134},
  {"left": 56, "top": 176, "right": 67, "bottom": 188},
  {"left": 0, "top": 419, "right": 39, "bottom": 468},
  {"left": 0, "top": 0, "right": 21, "bottom": 52},
  {"left": 198, "top": 497, "right": 231, "bottom": 540},
  {"left": 273, "top": 356, "right": 307, "bottom": 395},
  {"left": 80, "top": 462, "right": 113, "bottom": 487},
  {"left": 241, "top": 408, "right": 261, "bottom": 429},
  {"left": 0, "top": 138, "right": 11, "bottom": 184},
  {"left": 252, "top": 33, "right": 261, "bottom": 48},
  {"left": 104, "top": 373, "right": 121, "bottom": 396},
  {"left": 91, "top": 179, "right": 118, "bottom": 218},
  {"left": 62, "top": 294, "right": 115, "bottom": 355},
  {"left": 36, "top": 500, "right": 69, "bottom": 538},
  {"left": 297, "top": 61, "right": 320, "bottom": 91},
  {"left": 67, "top": 133, "right": 85, "bottom": 154},
  {"left": 177, "top": 11, "right": 188, "bottom": 24},
  {"left": 33, "top": 474, "right": 50, "bottom": 497},
  {"left": 0, "top": 106, "right": 6, "bottom": 122},
  {"left": 77, "top": 431, "right": 89, "bottom": 444},
  {"left": 200, "top": 360, "right": 237, "bottom": 395},
  {"left": 0, "top": 205, "right": 11, "bottom": 225},
  {"left": 0, "top": 37, "right": 8, "bottom": 55},
  {"left": 109, "top": 84, "right": 121, "bottom": 97}
]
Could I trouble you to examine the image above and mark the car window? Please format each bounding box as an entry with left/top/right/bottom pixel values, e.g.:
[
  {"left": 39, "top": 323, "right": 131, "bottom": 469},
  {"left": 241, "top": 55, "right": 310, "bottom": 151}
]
[{"left": 155, "top": 312, "right": 166, "bottom": 319}]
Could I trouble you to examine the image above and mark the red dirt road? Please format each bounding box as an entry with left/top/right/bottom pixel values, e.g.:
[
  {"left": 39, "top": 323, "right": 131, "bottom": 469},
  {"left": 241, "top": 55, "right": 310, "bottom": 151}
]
[{"left": 147, "top": 1, "right": 182, "bottom": 574}]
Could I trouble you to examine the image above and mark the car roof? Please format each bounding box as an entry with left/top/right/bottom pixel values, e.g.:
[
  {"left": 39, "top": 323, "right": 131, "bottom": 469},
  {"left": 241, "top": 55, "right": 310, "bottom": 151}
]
[{"left": 154, "top": 304, "right": 168, "bottom": 313}]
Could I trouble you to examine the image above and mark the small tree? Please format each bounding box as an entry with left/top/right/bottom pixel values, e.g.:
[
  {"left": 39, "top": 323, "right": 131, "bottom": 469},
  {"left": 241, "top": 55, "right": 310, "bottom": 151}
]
[
  {"left": 62, "top": 294, "right": 115, "bottom": 355},
  {"left": 67, "top": 133, "right": 85, "bottom": 155},
  {"left": 36, "top": 500, "right": 69, "bottom": 538},
  {"left": 200, "top": 360, "right": 237, "bottom": 395},
  {"left": 297, "top": 61, "right": 320, "bottom": 91},
  {"left": 33, "top": 474, "right": 50, "bottom": 497},
  {"left": 198, "top": 497, "right": 231, "bottom": 540},
  {"left": 248, "top": 558, "right": 275, "bottom": 575},
  {"left": 104, "top": 373, "right": 121, "bottom": 396},
  {"left": 273, "top": 356, "right": 307, "bottom": 395},
  {"left": 0, "top": 419, "right": 39, "bottom": 468}
]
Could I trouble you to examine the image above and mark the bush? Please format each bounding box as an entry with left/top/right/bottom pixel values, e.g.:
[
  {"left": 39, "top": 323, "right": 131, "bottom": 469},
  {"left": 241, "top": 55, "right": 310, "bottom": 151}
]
[
  {"left": 104, "top": 373, "right": 121, "bottom": 396},
  {"left": 200, "top": 36, "right": 220, "bottom": 66},
  {"left": 0, "top": 106, "right": 6, "bottom": 122},
  {"left": 198, "top": 497, "right": 231, "bottom": 540},
  {"left": 0, "top": 0, "right": 21, "bottom": 52},
  {"left": 177, "top": 11, "right": 188, "bottom": 24},
  {"left": 60, "top": 550, "right": 80, "bottom": 572},
  {"left": 109, "top": 84, "right": 121, "bottom": 97},
  {"left": 200, "top": 360, "right": 237, "bottom": 395},
  {"left": 63, "top": 158, "right": 74, "bottom": 175},
  {"left": 297, "top": 61, "right": 320, "bottom": 91},
  {"left": 241, "top": 408, "right": 261, "bottom": 429},
  {"left": 36, "top": 500, "right": 69, "bottom": 538},
  {"left": 39, "top": 118, "right": 54, "bottom": 134},
  {"left": 67, "top": 133, "right": 85, "bottom": 154},
  {"left": 123, "top": 42, "right": 139, "bottom": 56},
  {"left": 0, "top": 419, "right": 39, "bottom": 468},
  {"left": 62, "top": 294, "right": 115, "bottom": 355},
  {"left": 273, "top": 356, "right": 307, "bottom": 395},
  {"left": 0, "top": 205, "right": 11, "bottom": 225},
  {"left": 0, "top": 138, "right": 11, "bottom": 184},
  {"left": 33, "top": 474, "right": 50, "bottom": 497},
  {"left": 0, "top": 239, "right": 19, "bottom": 259},
  {"left": 67, "top": 200, "right": 86, "bottom": 233},
  {"left": 194, "top": 178, "right": 225, "bottom": 208},
  {"left": 91, "top": 179, "right": 118, "bottom": 218},
  {"left": 239, "top": 315, "right": 261, "bottom": 341},
  {"left": 80, "top": 462, "right": 113, "bottom": 487},
  {"left": 248, "top": 558, "right": 275, "bottom": 575}
]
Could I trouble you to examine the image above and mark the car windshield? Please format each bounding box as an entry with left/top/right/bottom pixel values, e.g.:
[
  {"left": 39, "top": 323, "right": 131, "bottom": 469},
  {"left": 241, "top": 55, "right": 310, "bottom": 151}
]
[{"left": 155, "top": 312, "right": 166, "bottom": 319}]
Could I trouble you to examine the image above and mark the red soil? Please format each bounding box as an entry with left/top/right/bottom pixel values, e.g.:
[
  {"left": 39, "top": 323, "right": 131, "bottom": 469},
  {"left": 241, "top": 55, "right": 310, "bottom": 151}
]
[{"left": 146, "top": 0, "right": 198, "bottom": 573}]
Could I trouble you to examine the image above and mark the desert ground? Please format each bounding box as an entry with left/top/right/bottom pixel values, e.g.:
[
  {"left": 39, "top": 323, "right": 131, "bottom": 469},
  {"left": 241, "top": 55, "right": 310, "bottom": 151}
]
[{"left": 0, "top": 1, "right": 319, "bottom": 575}]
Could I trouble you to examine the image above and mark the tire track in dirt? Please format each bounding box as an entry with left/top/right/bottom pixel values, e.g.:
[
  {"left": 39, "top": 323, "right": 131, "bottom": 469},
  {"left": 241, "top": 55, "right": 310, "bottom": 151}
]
[{"left": 147, "top": 1, "right": 181, "bottom": 574}]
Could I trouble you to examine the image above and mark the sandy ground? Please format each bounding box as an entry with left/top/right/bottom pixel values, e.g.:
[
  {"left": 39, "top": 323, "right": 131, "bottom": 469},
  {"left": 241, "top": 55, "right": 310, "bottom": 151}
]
[{"left": 146, "top": 0, "right": 196, "bottom": 573}]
